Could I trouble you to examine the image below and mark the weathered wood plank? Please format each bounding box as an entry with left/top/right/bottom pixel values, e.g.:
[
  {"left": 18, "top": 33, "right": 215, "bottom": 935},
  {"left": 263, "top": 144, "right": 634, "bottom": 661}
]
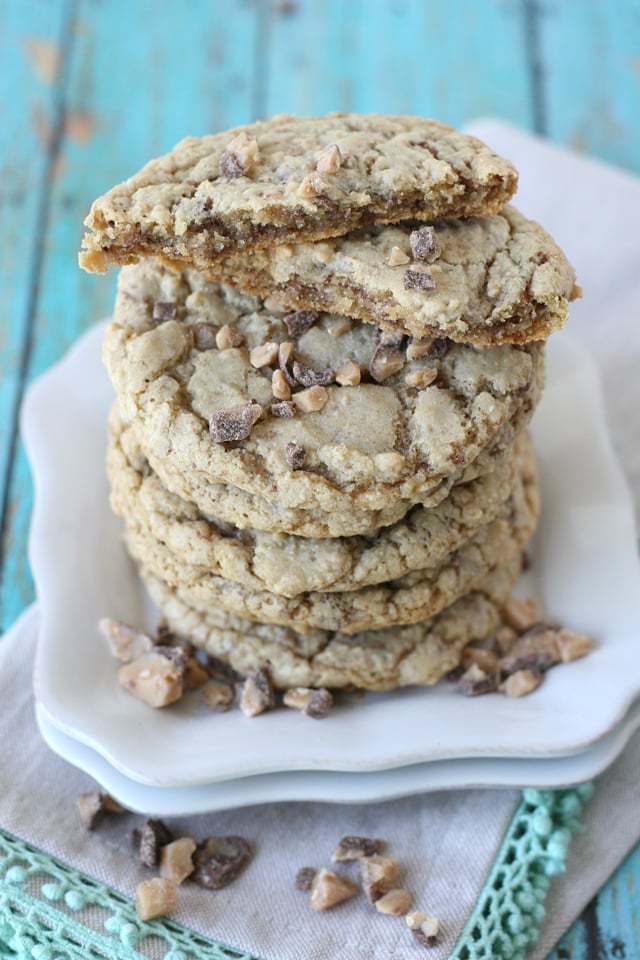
[
  {"left": 264, "top": 0, "right": 533, "bottom": 128},
  {"left": 537, "top": 0, "right": 640, "bottom": 175},
  {"left": 0, "top": 0, "right": 73, "bottom": 630},
  {"left": 0, "top": 0, "right": 259, "bottom": 630}
]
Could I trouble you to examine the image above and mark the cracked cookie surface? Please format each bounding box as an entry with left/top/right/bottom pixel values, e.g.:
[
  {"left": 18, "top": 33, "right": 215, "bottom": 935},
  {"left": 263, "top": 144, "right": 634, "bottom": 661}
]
[
  {"left": 205, "top": 206, "right": 578, "bottom": 346},
  {"left": 140, "top": 555, "right": 522, "bottom": 691},
  {"left": 104, "top": 261, "right": 544, "bottom": 523},
  {"left": 79, "top": 114, "right": 517, "bottom": 274},
  {"left": 109, "top": 414, "right": 533, "bottom": 596},
  {"left": 118, "top": 440, "right": 538, "bottom": 635}
]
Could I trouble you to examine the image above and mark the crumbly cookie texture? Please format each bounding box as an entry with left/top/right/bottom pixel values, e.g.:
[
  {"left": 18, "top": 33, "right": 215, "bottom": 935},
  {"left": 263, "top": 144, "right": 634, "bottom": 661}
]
[
  {"left": 118, "top": 449, "right": 537, "bottom": 635},
  {"left": 139, "top": 555, "right": 522, "bottom": 691},
  {"left": 104, "top": 261, "right": 544, "bottom": 520},
  {"left": 109, "top": 408, "right": 523, "bottom": 539},
  {"left": 79, "top": 114, "right": 517, "bottom": 273},
  {"left": 206, "top": 206, "right": 579, "bottom": 346},
  {"left": 108, "top": 417, "right": 532, "bottom": 596}
]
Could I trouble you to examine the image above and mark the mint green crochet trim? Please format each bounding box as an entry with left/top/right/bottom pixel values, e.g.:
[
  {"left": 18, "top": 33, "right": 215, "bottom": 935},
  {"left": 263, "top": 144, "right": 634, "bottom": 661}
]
[
  {"left": 450, "top": 784, "right": 594, "bottom": 960},
  {"left": 0, "top": 785, "right": 593, "bottom": 960},
  {"left": 0, "top": 830, "right": 258, "bottom": 960}
]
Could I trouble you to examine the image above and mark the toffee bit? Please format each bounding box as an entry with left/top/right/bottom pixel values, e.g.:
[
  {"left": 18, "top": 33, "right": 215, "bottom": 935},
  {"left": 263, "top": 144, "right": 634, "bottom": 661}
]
[
  {"left": 409, "top": 226, "right": 440, "bottom": 263},
  {"left": 556, "top": 628, "right": 593, "bottom": 662},
  {"left": 310, "top": 869, "right": 359, "bottom": 911},
  {"left": 297, "top": 173, "right": 329, "bottom": 198},
  {"left": 500, "top": 668, "right": 543, "bottom": 698},
  {"left": 292, "top": 360, "right": 335, "bottom": 387},
  {"left": 406, "top": 912, "right": 439, "bottom": 948},
  {"left": 152, "top": 300, "right": 177, "bottom": 322},
  {"left": 271, "top": 368, "right": 292, "bottom": 400},
  {"left": 159, "top": 837, "right": 197, "bottom": 885},
  {"left": 137, "top": 818, "right": 174, "bottom": 868},
  {"left": 406, "top": 337, "right": 435, "bottom": 360},
  {"left": 200, "top": 679, "right": 235, "bottom": 711},
  {"left": 295, "top": 866, "right": 317, "bottom": 891},
  {"left": 332, "top": 836, "right": 384, "bottom": 862},
  {"left": 191, "top": 835, "right": 252, "bottom": 889},
  {"left": 98, "top": 617, "right": 154, "bottom": 662},
  {"left": 135, "top": 877, "right": 178, "bottom": 921},
  {"left": 359, "top": 855, "right": 398, "bottom": 903},
  {"left": 501, "top": 596, "right": 541, "bottom": 632},
  {"left": 271, "top": 400, "right": 296, "bottom": 418},
  {"left": 369, "top": 344, "right": 405, "bottom": 383},
  {"left": 240, "top": 667, "right": 276, "bottom": 717},
  {"left": 316, "top": 143, "right": 342, "bottom": 174},
  {"left": 305, "top": 687, "right": 334, "bottom": 719},
  {"left": 375, "top": 889, "right": 412, "bottom": 915},
  {"left": 283, "top": 310, "right": 319, "bottom": 338},
  {"left": 457, "top": 662, "right": 500, "bottom": 697},
  {"left": 77, "top": 791, "right": 125, "bottom": 830},
  {"left": 388, "top": 245, "right": 411, "bottom": 267},
  {"left": 291, "top": 385, "right": 328, "bottom": 413},
  {"left": 499, "top": 628, "right": 561, "bottom": 676},
  {"left": 192, "top": 323, "right": 219, "bottom": 350},
  {"left": 403, "top": 266, "right": 436, "bottom": 292},
  {"left": 285, "top": 441, "right": 307, "bottom": 470},
  {"left": 215, "top": 324, "right": 244, "bottom": 350},
  {"left": 118, "top": 648, "right": 185, "bottom": 708},
  {"left": 335, "top": 360, "right": 361, "bottom": 386},
  {"left": 210, "top": 400, "right": 263, "bottom": 443},
  {"left": 219, "top": 132, "right": 260, "bottom": 178},
  {"left": 374, "top": 325, "right": 405, "bottom": 348},
  {"left": 250, "top": 341, "right": 279, "bottom": 368}
]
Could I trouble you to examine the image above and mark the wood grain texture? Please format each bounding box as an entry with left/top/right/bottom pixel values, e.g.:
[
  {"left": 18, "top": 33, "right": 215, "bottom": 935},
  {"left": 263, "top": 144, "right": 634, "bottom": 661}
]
[{"left": 0, "top": 1, "right": 639, "bottom": 957}]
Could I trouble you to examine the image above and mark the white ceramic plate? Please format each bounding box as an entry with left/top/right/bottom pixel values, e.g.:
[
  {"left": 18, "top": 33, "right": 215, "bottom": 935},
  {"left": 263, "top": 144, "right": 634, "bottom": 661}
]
[
  {"left": 35, "top": 699, "right": 640, "bottom": 815},
  {"left": 23, "top": 323, "right": 640, "bottom": 787}
]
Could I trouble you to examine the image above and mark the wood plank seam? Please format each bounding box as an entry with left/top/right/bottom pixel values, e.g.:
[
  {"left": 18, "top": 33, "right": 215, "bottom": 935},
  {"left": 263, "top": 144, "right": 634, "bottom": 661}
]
[
  {"left": 0, "top": 0, "right": 79, "bottom": 624},
  {"left": 522, "top": 0, "right": 547, "bottom": 135}
]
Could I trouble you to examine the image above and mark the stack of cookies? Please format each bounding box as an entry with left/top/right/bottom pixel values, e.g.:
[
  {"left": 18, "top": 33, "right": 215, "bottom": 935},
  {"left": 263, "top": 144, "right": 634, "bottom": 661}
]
[{"left": 79, "top": 114, "right": 578, "bottom": 693}]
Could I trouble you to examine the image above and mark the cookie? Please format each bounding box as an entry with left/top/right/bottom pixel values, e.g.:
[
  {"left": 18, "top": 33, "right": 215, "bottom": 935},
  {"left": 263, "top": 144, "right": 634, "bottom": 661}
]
[
  {"left": 79, "top": 114, "right": 517, "bottom": 274},
  {"left": 140, "top": 555, "right": 522, "bottom": 691},
  {"left": 118, "top": 447, "right": 538, "bottom": 635},
  {"left": 110, "top": 409, "right": 525, "bottom": 538},
  {"left": 109, "top": 413, "right": 533, "bottom": 596},
  {"left": 205, "top": 206, "right": 579, "bottom": 346},
  {"left": 104, "top": 260, "right": 544, "bottom": 521}
]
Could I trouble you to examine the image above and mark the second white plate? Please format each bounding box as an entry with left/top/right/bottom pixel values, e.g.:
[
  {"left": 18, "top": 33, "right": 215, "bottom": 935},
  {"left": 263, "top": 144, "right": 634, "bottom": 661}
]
[{"left": 23, "top": 323, "right": 640, "bottom": 787}]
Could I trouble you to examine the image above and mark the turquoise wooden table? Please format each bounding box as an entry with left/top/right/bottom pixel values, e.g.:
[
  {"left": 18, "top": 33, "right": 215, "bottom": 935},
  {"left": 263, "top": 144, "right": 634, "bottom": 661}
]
[{"left": 1, "top": 1, "right": 639, "bottom": 956}]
